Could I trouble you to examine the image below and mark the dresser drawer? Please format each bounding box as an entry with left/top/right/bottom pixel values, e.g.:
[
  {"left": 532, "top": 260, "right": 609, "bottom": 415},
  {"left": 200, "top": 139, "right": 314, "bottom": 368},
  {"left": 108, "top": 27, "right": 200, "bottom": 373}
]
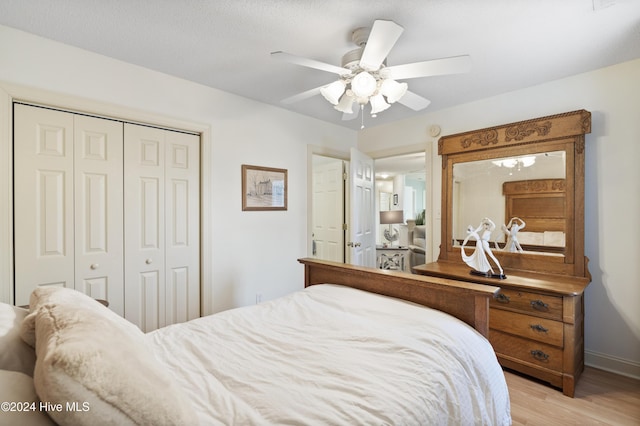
[
  {"left": 490, "top": 308, "right": 563, "bottom": 347},
  {"left": 491, "top": 288, "right": 562, "bottom": 320},
  {"left": 490, "top": 330, "right": 563, "bottom": 372}
]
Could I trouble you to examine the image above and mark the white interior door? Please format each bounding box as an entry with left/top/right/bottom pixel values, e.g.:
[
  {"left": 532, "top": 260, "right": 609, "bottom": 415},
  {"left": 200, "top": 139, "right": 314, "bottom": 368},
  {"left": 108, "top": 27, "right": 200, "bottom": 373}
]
[
  {"left": 124, "top": 124, "right": 166, "bottom": 331},
  {"left": 312, "top": 157, "right": 345, "bottom": 262},
  {"left": 73, "top": 115, "right": 124, "bottom": 314},
  {"left": 14, "top": 105, "right": 75, "bottom": 306},
  {"left": 124, "top": 123, "right": 200, "bottom": 331},
  {"left": 349, "top": 148, "right": 376, "bottom": 267},
  {"left": 14, "top": 105, "right": 125, "bottom": 310},
  {"left": 164, "top": 131, "right": 200, "bottom": 325}
]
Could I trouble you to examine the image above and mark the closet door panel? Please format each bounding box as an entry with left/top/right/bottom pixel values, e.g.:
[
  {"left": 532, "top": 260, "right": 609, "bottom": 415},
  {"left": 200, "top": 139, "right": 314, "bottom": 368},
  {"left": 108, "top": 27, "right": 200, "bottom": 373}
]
[
  {"left": 124, "top": 124, "right": 166, "bottom": 331},
  {"left": 165, "top": 132, "right": 200, "bottom": 324},
  {"left": 14, "top": 105, "right": 75, "bottom": 306},
  {"left": 139, "top": 271, "right": 161, "bottom": 331},
  {"left": 74, "top": 115, "right": 124, "bottom": 315}
]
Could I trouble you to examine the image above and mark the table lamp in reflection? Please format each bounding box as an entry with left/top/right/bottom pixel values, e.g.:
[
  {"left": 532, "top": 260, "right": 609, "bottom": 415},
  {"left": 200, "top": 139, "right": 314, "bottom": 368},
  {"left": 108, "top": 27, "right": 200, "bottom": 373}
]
[{"left": 380, "top": 210, "right": 404, "bottom": 247}]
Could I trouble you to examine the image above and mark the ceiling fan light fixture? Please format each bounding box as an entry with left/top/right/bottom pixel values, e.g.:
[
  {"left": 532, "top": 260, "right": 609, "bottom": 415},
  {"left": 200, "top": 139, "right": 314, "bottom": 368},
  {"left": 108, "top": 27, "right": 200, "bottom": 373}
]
[
  {"left": 273, "top": 20, "right": 470, "bottom": 124},
  {"left": 380, "top": 79, "right": 408, "bottom": 103},
  {"left": 520, "top": 156, "right": 536, "bottom": 167},
  {"left": 320, "top": 80, "right": 347, "bottom": 105},
  {"left": 370, "top": 94, "right": 390, "bottom": 114},
  {"left": 334, "top": 94, "right": 355, "bottom": 114},
  {"left": 350, "top": 71, "right": 377, "bottom": 98}
]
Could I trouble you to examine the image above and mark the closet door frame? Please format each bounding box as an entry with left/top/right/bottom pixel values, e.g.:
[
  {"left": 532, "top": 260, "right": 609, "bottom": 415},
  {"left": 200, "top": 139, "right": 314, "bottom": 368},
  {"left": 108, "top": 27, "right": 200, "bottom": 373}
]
[{"left": 0, "top": 82, "right": 214, "bottom": 316}]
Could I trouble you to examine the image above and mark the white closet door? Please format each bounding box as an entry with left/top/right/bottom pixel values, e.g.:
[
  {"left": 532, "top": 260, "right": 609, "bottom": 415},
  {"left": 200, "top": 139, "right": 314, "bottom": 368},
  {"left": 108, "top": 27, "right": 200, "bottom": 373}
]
[
  {"left": 164, "top": 132, "right": 200, "bottom": 325},
  {"left": 124, "top": 124, "right": 166, "bottom": 331},
  {"left": 14, "top": 105, "right": 75, "bottom": 306},
  {"left": 124, "top": 124, "right": 200, "bottom": 331},
  {"left": 74, "top": 115, "right": 124, "bottom": 315}
]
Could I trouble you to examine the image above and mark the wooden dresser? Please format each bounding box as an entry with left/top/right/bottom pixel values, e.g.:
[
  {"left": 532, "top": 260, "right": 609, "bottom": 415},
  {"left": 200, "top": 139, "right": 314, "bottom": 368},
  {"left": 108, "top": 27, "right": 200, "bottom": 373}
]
[
  {"left": 421, "top": 110, "right": 593, "bottom": 397},
  {"left": 413, "top": 261, "right": 589, "bottom": 397}
]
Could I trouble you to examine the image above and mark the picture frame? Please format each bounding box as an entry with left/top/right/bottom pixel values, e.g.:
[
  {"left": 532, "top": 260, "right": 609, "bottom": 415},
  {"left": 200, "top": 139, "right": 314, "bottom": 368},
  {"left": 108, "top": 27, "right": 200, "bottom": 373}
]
[{"left": 242, "top": 164, "right": 288, "bottom": 211}]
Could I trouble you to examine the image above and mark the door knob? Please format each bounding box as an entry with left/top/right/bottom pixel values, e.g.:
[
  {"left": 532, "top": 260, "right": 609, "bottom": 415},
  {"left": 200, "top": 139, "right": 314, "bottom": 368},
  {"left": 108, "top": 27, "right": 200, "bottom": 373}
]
[
  {"left": 145, "top": 258, "right": 153, "bottom": 264},
  {"left": 90, "top": 263, "right": 99, "bottom": 270}
]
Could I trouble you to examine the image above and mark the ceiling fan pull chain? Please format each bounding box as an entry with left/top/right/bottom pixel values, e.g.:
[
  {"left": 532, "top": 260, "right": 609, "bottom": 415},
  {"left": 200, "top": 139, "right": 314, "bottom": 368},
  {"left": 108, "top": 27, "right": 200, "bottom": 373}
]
[{"left": 360, "top": 105, "right": 365, "bottom": 129}]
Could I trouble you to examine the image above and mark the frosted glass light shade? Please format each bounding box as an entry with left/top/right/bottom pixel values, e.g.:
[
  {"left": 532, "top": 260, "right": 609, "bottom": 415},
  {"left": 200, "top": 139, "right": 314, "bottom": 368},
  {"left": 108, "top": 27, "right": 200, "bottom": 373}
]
[
  {"left": 380, "top": 79, "right": 408, "bottom": 103},
  {"left": 369, "top": 94, "right": 390, "bottom": 114},
  {"left": 334, "top": 95, "right": 355, "bottom": 114},
  {"left": 351, "top": 72, "right": 377, "bottom": 98},
  {"left": 520, "top": 156, "right": 536, "bottom": 167},
  {"left": 320, "top": 80, "right": 346, "bottom": 105}
]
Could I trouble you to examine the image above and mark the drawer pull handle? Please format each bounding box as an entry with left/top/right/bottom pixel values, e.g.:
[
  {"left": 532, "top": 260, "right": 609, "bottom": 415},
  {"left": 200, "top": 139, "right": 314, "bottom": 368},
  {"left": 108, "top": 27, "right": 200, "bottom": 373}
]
[
  {"left": 530, "top": 324, "right": 549, "bottom": 333},
  {"left": 530, "top": 350, "right": 549, "bottom": 362},
  {"left": 496, "top": 293, "right": 510, "bottom": 303},
  {"left": 530, "top": 299, "right": 549, "bottom": 311}
]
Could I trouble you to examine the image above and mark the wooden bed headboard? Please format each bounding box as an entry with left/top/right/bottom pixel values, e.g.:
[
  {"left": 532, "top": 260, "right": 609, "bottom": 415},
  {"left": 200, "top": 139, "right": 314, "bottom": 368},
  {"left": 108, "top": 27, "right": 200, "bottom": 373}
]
[
  {"left": 502, "top": 178, "right": 566, "bottom": 253},
  {"left": 503, "top": 178, "right": 566, "bottom": 234},
  {"left": 298, "top": 258, "right": 499, "bottom": 338}
]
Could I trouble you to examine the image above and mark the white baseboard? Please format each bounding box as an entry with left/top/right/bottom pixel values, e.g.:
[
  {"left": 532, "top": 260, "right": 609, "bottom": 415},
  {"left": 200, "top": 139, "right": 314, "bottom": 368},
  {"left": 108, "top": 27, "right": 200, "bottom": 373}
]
[{"left": 585, "top": 350, "right": 640, "bottom": 380}]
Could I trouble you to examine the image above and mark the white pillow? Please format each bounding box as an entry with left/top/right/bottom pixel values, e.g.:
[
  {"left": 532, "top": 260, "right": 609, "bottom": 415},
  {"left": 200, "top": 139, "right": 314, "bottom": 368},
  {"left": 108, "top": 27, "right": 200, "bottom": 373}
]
[
  {"left": 21, "top": 287, "right": 197, "bottom": 426},
  {"left": 0, "top": 303, "right": 36, "bottom": 376},
  {"left": 0, "top": 370, "right": 56, "bottom": 426},
  {"left": 543, "top": 231, "right": 565, "bottom": 247}
]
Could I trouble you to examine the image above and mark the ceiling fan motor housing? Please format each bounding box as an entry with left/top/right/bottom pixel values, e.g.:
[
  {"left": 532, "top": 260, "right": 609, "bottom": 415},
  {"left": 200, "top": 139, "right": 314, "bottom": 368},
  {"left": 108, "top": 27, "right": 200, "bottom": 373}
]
[{"left": 351, "top": 27, "right": 371, "bottom": 47}]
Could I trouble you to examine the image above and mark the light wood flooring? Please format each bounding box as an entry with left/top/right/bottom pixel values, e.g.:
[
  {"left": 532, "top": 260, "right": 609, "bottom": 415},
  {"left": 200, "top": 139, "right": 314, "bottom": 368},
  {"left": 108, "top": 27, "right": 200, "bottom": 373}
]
[{"left": 505, "top": 367, "right": 640, "bottom": 425}]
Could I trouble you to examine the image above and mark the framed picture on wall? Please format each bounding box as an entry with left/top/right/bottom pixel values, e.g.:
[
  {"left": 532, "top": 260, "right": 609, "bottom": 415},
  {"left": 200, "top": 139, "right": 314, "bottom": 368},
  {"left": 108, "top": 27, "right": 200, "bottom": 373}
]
[{"left": 241, "top": 164, "right": 288, "bottom": 211}]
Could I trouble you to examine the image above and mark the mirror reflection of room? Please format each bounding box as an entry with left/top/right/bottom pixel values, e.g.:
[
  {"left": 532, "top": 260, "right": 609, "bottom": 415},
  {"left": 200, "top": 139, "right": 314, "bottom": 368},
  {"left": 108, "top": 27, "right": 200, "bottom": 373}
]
[
  {"left": 375, "top": 152, "right": 426, "bottom": 272},
  {"left": 452, "top": 150, "right": 566, "bottom": 254}
]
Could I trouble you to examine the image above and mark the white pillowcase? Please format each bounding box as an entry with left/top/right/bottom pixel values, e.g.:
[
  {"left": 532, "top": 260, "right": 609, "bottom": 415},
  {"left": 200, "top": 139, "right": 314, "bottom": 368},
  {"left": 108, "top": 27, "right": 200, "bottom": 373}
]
[
  {"left": 0, "top": 303, "right": 36, "bottom": 376},
  {"left": 21, "top": 287, "right": 197, "bottom": 426},
  {"left": 0, "top": 370, "right": 56, "bottom": 426}
]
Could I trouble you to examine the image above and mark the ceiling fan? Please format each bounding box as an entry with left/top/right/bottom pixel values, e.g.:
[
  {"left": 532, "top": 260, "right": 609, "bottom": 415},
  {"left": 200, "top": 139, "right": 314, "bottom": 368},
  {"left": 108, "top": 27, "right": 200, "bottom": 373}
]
[{"left": 272, "top": 19, "right": 471, "bottom": 126}]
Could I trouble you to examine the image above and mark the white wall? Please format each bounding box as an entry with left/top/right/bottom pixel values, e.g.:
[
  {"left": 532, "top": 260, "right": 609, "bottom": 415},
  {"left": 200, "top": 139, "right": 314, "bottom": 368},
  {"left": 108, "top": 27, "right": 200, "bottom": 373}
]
[
  {"left": 0, "top": 25, "right": 356, "bottom": 314},
  {"left": 358, "top": 59, "right": 640, "bottom": 378}
]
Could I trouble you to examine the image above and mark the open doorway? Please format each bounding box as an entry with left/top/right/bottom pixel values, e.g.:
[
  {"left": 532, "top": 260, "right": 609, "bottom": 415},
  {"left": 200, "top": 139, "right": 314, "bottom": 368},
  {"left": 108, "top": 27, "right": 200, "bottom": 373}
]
[
  {"left": 374, "top": 152, "right": 427, "bottom": 272},
  {"left": 309, "top": 148, "right": 428, "bottom": 271}
]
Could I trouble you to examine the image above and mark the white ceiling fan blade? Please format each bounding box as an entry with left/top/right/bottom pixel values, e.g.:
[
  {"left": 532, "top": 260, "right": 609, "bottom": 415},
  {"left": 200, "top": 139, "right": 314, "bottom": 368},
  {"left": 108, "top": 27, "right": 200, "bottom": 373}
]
[
  {"left": 271, "top": 51, "right": 351, "bottom": 75},
  {"left": 397, "top": 91, "right": 431, "bottom": 111},
  {"left": 281, "top": 85, "right": 323, "bottom": 104},
  {"left": 385, "top": 55, "right": 472, "bottom": 80},
  {"left": 359, "top": 20, "right": 404, "bottom": 71}
]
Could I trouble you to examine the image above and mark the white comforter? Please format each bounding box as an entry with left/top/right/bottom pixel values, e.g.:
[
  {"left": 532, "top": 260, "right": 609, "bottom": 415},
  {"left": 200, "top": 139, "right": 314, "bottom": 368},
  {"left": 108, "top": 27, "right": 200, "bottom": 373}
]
[{"left": 148, "top": 284, "right": 511, "bottom": 425}]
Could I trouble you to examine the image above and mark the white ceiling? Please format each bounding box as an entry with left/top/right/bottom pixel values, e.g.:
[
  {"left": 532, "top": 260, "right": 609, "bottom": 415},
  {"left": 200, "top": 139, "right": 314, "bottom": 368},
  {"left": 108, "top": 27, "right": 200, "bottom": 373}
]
[{"left": 1, "top": 0, "right": 639, "bottom": 130}]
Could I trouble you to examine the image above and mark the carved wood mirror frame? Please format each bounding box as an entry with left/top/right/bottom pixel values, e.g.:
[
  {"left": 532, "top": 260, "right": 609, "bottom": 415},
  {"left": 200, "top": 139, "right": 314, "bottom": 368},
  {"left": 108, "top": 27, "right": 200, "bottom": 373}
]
[{"left": 438, "top": 110, "right": 591, "bottom": 278}]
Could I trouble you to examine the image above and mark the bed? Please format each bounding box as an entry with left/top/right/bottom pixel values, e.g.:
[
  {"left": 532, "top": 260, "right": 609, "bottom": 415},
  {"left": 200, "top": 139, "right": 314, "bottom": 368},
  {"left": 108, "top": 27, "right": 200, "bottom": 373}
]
[{"left": 1, "top": 259, "right": 511, "bottom": 425}]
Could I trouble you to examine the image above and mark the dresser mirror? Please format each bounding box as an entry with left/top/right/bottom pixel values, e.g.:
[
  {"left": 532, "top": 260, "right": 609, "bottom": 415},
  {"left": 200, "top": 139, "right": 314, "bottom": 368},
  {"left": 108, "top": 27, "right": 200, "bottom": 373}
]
[
  {"left": 452, "top": 150, "right": 566, "bottom": 254},
  {"left": 437, "top": 110, "right": 591, "bottom": 277}
]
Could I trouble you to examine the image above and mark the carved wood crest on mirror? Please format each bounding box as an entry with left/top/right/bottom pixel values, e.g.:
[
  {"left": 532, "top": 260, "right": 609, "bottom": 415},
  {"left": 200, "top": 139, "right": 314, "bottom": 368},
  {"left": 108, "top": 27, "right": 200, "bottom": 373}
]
[{"left": 438, "top": 110, "right": 591, "bottom": 278}]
